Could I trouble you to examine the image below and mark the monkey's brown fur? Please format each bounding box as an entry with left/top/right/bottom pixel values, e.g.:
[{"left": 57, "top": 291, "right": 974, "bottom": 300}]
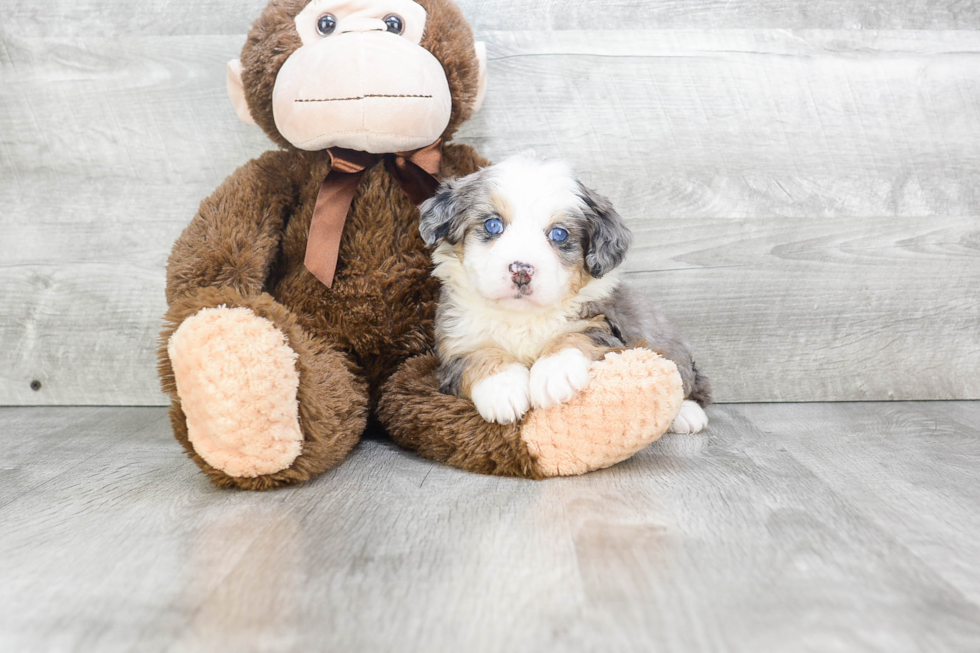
[{"left": 159, "top": 0, "right": 683, "bottom": 489}]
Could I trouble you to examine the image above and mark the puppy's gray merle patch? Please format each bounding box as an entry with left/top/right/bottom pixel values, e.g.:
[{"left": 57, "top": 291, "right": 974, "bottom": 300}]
[{"left": 577, "top": 182, "right": 632, "bottom": 278}]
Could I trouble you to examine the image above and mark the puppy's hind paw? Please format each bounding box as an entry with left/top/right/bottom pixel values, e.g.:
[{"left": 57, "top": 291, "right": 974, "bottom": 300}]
[
  {"left": 471, "top": 364, "right": 531, "bottom": 424},
  {"left": 669, "top": 400, "right": 709, "bottom": 434},
  {"left": 529, "top": 348, "right": 592, "bottom": 410}
]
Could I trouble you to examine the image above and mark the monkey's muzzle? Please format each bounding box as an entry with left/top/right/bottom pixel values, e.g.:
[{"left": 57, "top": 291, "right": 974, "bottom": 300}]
[{"left": 272, "top": 31, "right": 453, "bottom": 153}]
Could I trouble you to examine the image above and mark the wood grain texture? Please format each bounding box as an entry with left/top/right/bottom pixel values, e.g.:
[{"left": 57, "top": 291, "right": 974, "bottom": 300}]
[
  {"left": 736, "top": 402, "right": 980, "bottom": 605},
  {"left": 2, "top": 20, "right": 980, "bottom": 404},
  {"left": 1, "top": 403, "right": 979, "bottom": 652}
]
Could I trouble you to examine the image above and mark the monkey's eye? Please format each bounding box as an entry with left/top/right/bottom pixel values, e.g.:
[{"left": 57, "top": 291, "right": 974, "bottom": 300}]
[
  {"left": 383, "top": 14, "right": 404, "bottom": 34},
  {"left": 549, "top": 227, "right": 569, "bottom": 243},
  {"left": 316, "top": 13, "right": 337, "bottom": 36},
  {"left": 484, "top": 218, "right": 504, "bottom": 235}
]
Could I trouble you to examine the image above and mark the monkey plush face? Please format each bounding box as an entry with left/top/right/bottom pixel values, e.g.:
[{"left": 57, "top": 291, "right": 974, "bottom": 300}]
[{"left": 228, "top": 0, "right": 487, "bottom": 154}]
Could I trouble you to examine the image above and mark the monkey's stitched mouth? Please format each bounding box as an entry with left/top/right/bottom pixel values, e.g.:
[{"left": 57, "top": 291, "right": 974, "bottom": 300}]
[{"left": 296, "top": 94, "right": 434, "bottom": 103}]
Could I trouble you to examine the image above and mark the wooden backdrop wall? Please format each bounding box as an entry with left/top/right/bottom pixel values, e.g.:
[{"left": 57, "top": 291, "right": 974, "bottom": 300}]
[{"left": 2, "top": 1, "right": 979, "bottom": 406}]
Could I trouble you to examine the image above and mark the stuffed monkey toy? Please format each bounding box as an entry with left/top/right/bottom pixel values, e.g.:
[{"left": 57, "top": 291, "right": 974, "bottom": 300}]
[{"left": 159, "top": 0, "right": 686, "bottom": 490}]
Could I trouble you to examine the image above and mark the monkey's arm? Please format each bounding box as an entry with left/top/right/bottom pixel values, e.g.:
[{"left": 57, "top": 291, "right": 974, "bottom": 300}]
[
  {"left": 165, "top": 150, "right": 301, "bottom": 303},
  {"left": 380, "top": 348, "right": 683, "bottom": 479}
]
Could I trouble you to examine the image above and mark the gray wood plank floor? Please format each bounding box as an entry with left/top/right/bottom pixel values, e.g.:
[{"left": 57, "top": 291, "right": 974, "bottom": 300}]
[{"left": 1, "top": 403, "right": 979, "bottom": 652}]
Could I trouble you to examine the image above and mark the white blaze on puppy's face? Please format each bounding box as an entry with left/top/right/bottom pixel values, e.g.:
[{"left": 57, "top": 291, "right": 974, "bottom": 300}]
[{"left": 461, "top": 156, "right": 584, "bottom": 309}]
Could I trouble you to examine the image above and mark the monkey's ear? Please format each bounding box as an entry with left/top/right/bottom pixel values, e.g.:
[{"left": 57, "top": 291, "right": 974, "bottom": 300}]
[
  {"left": 472, "top": 42, "right": 488, "bottom": 114},
  {"left": 226, "top": 59, "right": 257, "bottom": 126}
]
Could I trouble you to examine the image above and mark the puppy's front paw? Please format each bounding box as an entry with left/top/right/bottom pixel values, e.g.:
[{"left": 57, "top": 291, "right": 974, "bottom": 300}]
[
  {"left": 529, "top": 348, "right": 592, "bottom": 410},
  {"left": 471, "top": 364, "right": 531, "bottom": 424},
  {"left": 669, "top": 400, "right": 709, "bottom": 434}
]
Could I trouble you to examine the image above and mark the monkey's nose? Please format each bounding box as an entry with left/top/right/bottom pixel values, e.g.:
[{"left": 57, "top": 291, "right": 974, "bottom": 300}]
[{"left": 509, "top": 261, "right": 534, "bottom": 287}]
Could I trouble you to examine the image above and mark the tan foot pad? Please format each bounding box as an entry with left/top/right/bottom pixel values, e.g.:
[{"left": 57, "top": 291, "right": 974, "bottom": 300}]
[
  {"left": 168, "top": 306, "right": 303, "bottom": 478},
  {"left": 521, "top": 349, "right": 684, "bottom": 477}
]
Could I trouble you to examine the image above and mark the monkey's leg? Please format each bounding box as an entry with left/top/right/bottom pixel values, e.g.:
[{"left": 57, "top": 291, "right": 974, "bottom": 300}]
[
  {"left": 159, "top": 287, "right": 368, "bottom": 490},
  {"left": 378, "top": 349, "right": 683, "bottom": 478}
]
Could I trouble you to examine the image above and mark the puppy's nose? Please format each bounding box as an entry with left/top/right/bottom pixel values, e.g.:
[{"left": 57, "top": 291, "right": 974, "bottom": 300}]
[{"left": 509, "top": 261, "right": 535, "bottom": 287}]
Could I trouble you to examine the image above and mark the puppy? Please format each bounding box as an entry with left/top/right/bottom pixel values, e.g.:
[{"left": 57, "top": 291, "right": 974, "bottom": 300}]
[{"left": 418, "top": 153, "right": 711, "bottom": 433}]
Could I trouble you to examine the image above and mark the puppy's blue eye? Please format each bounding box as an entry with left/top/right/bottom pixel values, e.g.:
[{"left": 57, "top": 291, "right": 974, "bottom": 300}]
[
  {"left": 485, "top": 218, "right": 504, "bottom": 235},
  {"left": 549, "top": 227, "right": 568, "bottom": 243}
]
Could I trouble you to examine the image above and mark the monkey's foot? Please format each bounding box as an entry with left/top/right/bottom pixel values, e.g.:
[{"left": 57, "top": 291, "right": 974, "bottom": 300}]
[
  {"left": 520, "top": 349, "right": 684, "bottom": 477},
  {"left": 168, "top": 306, "right": 303, "bottom": 478}
]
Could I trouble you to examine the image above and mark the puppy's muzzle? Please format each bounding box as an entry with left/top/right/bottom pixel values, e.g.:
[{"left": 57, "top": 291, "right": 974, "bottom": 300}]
[{"left": 509, "top": 261, "right": 535, "bottom": 288}]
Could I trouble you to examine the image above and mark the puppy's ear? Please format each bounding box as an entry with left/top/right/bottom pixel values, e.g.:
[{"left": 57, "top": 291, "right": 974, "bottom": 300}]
[
  {"left": 579, "top": 182, "right": 633, "bottom": 278},
  {"left": 419, "top": 179, "right": 462, "bottom": 247}
]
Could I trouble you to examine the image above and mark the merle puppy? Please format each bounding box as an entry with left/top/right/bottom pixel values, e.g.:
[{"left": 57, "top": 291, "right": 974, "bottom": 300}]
[{"left": 419, "top": 152, "right": 711, "bottom": 432}]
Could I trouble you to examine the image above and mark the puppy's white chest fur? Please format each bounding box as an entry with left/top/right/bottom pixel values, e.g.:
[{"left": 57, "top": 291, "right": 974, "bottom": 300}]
[{"left": 440, "top": 298, "right": 575, "bottom": 364}]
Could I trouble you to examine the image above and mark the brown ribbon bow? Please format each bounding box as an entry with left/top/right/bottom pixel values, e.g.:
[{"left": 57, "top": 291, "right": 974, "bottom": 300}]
[{"left": 304, "top": 139, "right": 443, "bottom": 288}]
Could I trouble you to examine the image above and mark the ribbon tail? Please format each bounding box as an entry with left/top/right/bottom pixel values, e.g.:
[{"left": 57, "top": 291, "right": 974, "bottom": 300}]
[{"left": 304, "top": 170, "right": 366, "bottom": 288}]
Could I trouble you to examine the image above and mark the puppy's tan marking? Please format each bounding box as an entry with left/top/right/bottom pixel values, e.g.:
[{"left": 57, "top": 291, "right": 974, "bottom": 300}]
[
  {"left": 459, "top": 347, "right": 520, "bottom": 396},
  {"left": 489, "top": 190, "right": 512, "bottom": 224},
  {"left": 452, "top": 239, "right": 467, "bottom": 261},
  {"left": 564, "top": 265, "right": 592, "bottom": 300}
]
